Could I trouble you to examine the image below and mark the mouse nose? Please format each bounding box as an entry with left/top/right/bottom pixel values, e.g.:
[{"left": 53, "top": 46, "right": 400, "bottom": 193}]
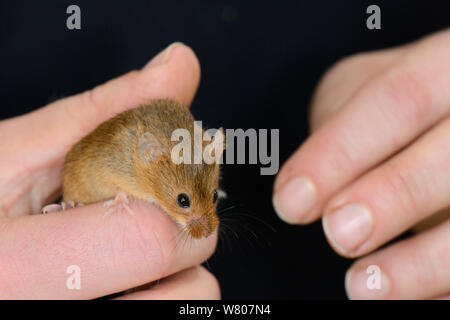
[{"left": 187, "top": 215, "right": 213, "bottom": 239}]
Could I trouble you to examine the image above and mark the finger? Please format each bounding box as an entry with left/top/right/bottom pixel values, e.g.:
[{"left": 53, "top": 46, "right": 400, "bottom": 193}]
[
  {"left": 273, "top": 29, "right": 450, "bottom": 225},
  {"left": 413, "top": 207, "right": 450, "bottom": 233},
  {"left": 117, "top": 266, "right": 220, "bottom": 300},
  {"left": 434, "top": 294, "right": 450, "bottom": 300},
  {"left": 311, "top": 47, "right": 406, "bottom": 131},
  {"left": 322, "top": 117, "right": 450, "bottom": 257},
  {"left": 0, "top": 198, "right": 217, "bottom": 299},
  {"left": 0, "top": 42, "right": 200, "bottom": 216},
  {"left": 345, "top": 218, "right": 450, "bottom": 299}
]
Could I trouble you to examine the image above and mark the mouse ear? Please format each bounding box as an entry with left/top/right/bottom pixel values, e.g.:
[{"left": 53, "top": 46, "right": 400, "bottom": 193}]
[
  {"left": 217, "top": 127, "right": 226, "bottom": 151},
  {"left": 204, "top": 128, "right": 226, "bottom": 148},
  {"left": 203, "top": 127, "right": 226, "bottom": 164},
  {"left": 211, "top": 127, "right": 226, "bottom": 152},
  {"left": 138, "top": 132, "right": 167, "bottom": 163}
]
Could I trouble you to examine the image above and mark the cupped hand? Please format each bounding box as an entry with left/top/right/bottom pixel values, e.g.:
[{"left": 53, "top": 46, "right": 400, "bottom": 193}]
[
  {"left": 0, "top": 43, "right": 220, "bottom": 299},
  {"left": 273, "top": 29, "right": 450, "bottom": 299}
]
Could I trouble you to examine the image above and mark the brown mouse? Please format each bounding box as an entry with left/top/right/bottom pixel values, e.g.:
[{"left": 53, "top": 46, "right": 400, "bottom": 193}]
[{"left": 42, "top": 99, "right": 225, "bottom": 239}]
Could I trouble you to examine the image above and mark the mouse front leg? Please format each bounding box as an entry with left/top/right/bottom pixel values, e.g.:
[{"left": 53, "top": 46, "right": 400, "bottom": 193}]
[{"left": 103, "top": 191, "right": 134, "bottom": 217}]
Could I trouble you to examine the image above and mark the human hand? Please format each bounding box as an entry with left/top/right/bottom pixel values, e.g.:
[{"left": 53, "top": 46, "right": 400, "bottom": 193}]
[
  {"left": 273, "top": 29, "right": 450, "bottom": 299},
  {"left": 0, "top": 43, "right": 220, "bottom": 299}
]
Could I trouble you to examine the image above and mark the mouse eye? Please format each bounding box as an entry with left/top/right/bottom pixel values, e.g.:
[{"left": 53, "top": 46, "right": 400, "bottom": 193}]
[
  {"left": 213, "top": 190, "right": 218, "bottom": 203},
  {"left": 177, "top": 193, "right": 191, "bottom": 208}
]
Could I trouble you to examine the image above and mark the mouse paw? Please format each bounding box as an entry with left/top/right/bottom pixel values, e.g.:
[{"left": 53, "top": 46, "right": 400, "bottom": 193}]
[
  {"left": 103, "top": 192, "right": 133, "bottom": 217},
  {"left": 41, "top": 200, "right": 82, "bottom": 214}
]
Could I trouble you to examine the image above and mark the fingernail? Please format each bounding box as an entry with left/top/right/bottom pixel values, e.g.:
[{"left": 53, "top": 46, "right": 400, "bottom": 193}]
[
  {"left": 144, "top": 42, "right": 186, "bottom": 68},
  {"left": 323, "top": 203, "right": 373, "bottom": 255},
  {"left": 272, "top": 176, "right": 317, "bottom": 224},
  {"left": 345, "top": 265, "right": 390, "bottom": 299}
]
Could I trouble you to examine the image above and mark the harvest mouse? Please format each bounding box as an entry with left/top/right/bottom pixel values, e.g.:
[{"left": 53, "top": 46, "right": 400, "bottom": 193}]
[{"left": 42, "top": 99, "right": 225, "bottom": 239}]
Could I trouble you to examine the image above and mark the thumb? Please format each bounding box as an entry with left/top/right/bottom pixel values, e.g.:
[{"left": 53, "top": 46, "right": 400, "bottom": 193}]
[
  {"left": 0, "top": 42, "right": 200, "bottom": 216},
  {"left": 2, "top": 42, "right": 200, "bottom": 165}
]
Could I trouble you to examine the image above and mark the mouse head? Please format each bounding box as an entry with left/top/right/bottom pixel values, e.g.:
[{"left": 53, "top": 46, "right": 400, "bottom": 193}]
[{"left": 135, "top": 129, "right": 225, "bottom": 239}]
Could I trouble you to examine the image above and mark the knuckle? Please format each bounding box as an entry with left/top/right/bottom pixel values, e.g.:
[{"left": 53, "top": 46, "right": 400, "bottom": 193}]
[
  {"left": 311, "top": 52, "right": 378, "bottom": 129},
  {"left": 61, "top": 89, "right": 102, "bottom": 133},
  {"left": 82, "top": 86, "right": 105, "bottom": 118},
  {"left": 318, "top": 132, "right": 361, "bottom": 180},
  {"left": 379, "top": 67, "right": 433, "bottom": 124},
  {"left": 79, "top": 70, "right": 140, "bottom": 122},
  {"left": 383, "top": 163, "right": 423, "bottom": 215}
]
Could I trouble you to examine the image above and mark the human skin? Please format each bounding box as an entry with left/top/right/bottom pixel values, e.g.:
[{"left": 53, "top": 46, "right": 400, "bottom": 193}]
[
  {"left": 0, "top": 43, "right": 220, "bottom": 299},
  {"left": 273, "top": 29, "right": 450, "bottom": 299}
]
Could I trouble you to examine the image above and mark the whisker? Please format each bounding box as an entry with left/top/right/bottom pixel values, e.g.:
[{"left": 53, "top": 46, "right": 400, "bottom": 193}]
[
  {"left": 172, "top": 224, "right": 190, "bottom": 252},
  {"left": 182, "top": 227, "right": 191, "bottom": 250},
  {"left": 219, "top": 222, "right": 240, "bottom": 241},
  {"left": 222, "top": 210, "right": 277, "bottom": 233},
  {"left": 217, "top": 206, "right": 277, "bottom": 250},
  {"left": 217, "top": 204, "right": 245, "bottom": 215},
  {"left": 218, "top": 225, "right": 233, "bottom": 253}
]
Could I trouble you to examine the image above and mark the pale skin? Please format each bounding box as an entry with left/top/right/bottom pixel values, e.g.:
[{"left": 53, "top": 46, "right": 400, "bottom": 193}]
[
  {"left": 0, "top": 43, "right": 220, "bottom": 299},
  {"left": 4, "top": 31, "right": 450, "bottom": 300},
  {"left": 273, "top": 28, "right": 450, "bottom": 299}
]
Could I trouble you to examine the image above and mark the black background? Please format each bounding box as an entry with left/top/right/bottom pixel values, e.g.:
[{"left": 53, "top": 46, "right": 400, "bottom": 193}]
[{"left": 1, "top": 1, "right": 449, "bottom": 299}]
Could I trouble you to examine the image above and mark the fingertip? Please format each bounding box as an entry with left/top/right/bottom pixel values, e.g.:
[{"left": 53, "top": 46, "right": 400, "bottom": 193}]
[
  {"left": 164, "top": 42, "right": 201, "bottom": 104},
  {"left": 146, "top": 42, "right": 201, "bottom": 79},
  {"left": 139, "top": 42, "right": 201, "bottom": 105},
  {"left": 272, "top": 175, "right": 319, "bottom": 225},
  {"left": 19, "top": 42, "right": 202, "bottom": 168},
  {"left": 143, "top": 42, "right": 186, "bottom": 68},
  {"left": 344, "top": 262, "right": 391, "bottom": 300},
  {"left": 344, "top": 267, "right": 353, "bottom": 300},
  {"left": 321, "top": 203, "right": 373, "bottom": 258},
  {"left": 322, "top": 215, "right": 353, "bottom": 258}
]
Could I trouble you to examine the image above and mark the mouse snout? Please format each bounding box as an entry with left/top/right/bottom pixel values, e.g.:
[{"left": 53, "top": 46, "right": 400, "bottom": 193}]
[{"left": 187, "top": 214, "right": 217, "bottom": 239}]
